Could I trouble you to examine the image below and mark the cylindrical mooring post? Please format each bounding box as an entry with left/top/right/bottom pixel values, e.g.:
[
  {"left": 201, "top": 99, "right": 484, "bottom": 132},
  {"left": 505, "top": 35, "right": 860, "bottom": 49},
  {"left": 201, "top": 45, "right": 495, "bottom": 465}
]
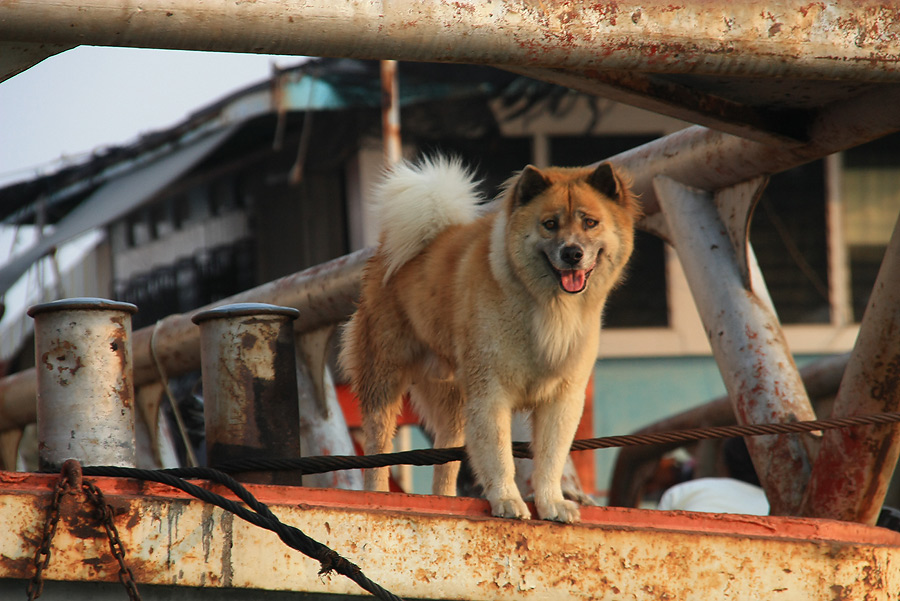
[
  {"left": 27, "top": 297, "right": 138, "bottom": 471},
  {"left": 192, "top": 303, "right": 302, "bottom": 485}
]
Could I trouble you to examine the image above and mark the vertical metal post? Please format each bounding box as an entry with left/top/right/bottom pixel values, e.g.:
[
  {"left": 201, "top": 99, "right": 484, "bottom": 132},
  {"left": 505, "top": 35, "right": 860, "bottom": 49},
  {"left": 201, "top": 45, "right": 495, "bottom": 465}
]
[
  {"left": 28, "top": 297, "right": 138, "bottom": 470},
  {"left": 801, "top": 211, "right": 900, "bottom": 524},
  {"left": 380, "top": 59, "right": 402, "bottom": 166},
  {"left": 825, "top": 152, "right": 853, "bottom": 326},
  {"left": 653, "top": 176, "right": 819, "bottom": 515},
  {"left": 193, "top": 303, "right": 302, "bottom": 485}
]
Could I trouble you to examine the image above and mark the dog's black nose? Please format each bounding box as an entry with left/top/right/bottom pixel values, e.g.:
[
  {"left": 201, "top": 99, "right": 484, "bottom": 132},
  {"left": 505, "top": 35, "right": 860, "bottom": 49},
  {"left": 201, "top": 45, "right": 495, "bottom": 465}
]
[{"left": 561, "top": 245, "right": 584, "bottom": 266}]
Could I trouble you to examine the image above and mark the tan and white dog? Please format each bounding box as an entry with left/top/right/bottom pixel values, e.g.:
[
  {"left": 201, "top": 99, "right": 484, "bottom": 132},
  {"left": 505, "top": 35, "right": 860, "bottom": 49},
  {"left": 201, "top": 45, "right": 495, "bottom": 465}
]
[{"left": 340, "top": 156, "right": 639, "bottom": 522}]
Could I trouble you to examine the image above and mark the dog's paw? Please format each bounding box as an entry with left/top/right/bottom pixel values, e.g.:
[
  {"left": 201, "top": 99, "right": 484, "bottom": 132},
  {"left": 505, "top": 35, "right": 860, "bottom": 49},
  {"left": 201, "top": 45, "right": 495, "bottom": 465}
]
[
  {"left": 536, "top": 498, "right": 581, "bottom": 523},
  {"left": 490, "top": 497, "right": 532, "bottom": 520}
]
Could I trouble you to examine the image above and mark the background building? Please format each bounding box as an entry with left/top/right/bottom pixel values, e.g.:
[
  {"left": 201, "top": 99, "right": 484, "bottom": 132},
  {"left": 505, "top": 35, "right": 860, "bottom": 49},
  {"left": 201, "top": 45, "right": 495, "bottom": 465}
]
[{"left": 1, "top": 58, "right": 898, "bottom": 502}]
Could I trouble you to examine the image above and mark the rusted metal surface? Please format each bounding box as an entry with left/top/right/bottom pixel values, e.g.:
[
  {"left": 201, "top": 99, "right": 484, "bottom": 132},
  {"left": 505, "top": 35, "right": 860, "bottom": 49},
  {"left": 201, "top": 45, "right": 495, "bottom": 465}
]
[
  {"left": 27, "top": 298, "right": 138, "bottom": 470},
  {"left": 653, "top": 177, "right": 818, "bottom": 516},
  {"left": 503, "top": 65, "right": 817, "bottom": 146},
  {"left": 193, "top": 303, "right": 302, "bottom": 486},
  {"left": 0, "top": 40, "right": 71, "bottom": 81},
  {"left": 2, "top": 1, "right": 900, "bottom": 85},
  {"left": 802, "top": 214, "right": 900, "bottom": 525},
  {"left": 609, "top": 353, "right": 850, "bottom": 508},
  {"left": 2, "top": 471, "right": 900, "bottom": 599},
  {"left": 617, "top": 84, "right": 900, "bottom": 219},
  {"left": 380, "top": 59, "right": 402, "bottom": 166}
]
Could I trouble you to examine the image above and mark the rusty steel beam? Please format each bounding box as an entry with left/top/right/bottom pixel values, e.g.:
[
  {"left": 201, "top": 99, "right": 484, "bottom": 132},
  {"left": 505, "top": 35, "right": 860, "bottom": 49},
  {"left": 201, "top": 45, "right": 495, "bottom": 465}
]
[
  {"left": 0, "top": 40, "right": 71, "bottom": 81},
  {"left": 653, "top": 177, "right": 818, "bottom": 515},
  {"left": 613, "top": 84, "right": 900, "bottom": 219},
  {"left": 3, "top": 472, "right": 900, "bottom": 599},
  {"left": 801, "top": 214, "right": 900, "bottom": 525},
  {"left": 502, "top": 65, "right": 813, "bottom": 147},
  {"left": 1, "top": 2, "right": 900, "bottom": 85}
]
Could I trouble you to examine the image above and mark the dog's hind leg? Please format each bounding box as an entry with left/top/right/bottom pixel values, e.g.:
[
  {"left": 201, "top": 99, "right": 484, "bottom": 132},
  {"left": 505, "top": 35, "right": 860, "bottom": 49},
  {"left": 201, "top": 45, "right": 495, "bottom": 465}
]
[
  {"left": 530, "top": 393, "right": 584, "bottom": 523},
  {"left": 340, "top": 309, "right": 412, "bottom": 493},
  {"left": 360, "top": 392, "right": 405, "bottom": 492},
  {"left": 409, "top": 379, "right": 465, "bottom": 497}
]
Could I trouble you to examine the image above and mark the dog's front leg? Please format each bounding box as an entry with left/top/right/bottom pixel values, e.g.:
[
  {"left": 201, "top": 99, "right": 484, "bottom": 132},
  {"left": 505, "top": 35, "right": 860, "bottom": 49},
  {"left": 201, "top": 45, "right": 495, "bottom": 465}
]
[
  {"left": 531, "top": 394, "right": 584, "bottom": 523},
  {"left": 464, "top": 392, "right": 531, "bottom": 520}
]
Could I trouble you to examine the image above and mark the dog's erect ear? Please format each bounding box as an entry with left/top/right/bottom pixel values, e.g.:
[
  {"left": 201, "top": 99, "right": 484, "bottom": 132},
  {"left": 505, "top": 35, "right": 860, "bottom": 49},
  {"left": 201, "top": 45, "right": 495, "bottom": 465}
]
[
  {"left": 514, "top": 165, "right": 551, "bottom": 206},
  {"left": 586, "top": 163, "right": 621, "bottom": 201}
]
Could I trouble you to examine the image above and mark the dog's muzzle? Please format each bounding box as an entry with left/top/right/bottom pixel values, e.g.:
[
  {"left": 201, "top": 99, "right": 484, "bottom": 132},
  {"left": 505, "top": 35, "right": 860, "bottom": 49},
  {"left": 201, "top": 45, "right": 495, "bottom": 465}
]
[{"left": 545, "top": 249, "right": 594, "bottom": 294}]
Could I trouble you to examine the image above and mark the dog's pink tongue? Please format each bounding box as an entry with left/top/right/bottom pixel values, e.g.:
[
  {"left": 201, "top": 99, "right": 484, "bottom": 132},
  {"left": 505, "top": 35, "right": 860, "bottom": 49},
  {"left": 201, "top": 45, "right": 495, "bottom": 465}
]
[{"left": 561, "top": 270, "right": 586, "bottom": 292}]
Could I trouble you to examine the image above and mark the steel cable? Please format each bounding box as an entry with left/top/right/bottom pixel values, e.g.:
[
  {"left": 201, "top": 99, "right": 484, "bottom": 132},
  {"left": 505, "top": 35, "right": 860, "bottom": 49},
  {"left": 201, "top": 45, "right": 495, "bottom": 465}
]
[{"left": 206, "top": 411, "right": 900, "bottom": 475}]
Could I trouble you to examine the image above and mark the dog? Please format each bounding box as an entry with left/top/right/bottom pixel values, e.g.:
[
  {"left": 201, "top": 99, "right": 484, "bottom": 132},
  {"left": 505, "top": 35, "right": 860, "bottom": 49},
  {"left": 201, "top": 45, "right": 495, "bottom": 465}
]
[{"left": 340, "top": 156, "right": 639, "bottom": 522}]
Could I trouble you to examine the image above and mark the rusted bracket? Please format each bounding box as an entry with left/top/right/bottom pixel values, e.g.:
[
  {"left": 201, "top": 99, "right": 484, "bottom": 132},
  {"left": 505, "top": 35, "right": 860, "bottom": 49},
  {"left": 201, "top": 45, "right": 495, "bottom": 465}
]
[
  {"left": 652, "top": 175, "right": 818, "bottom": 515},
  {"left": 296, "top": 327, "right": 363, "bottom": 490}
]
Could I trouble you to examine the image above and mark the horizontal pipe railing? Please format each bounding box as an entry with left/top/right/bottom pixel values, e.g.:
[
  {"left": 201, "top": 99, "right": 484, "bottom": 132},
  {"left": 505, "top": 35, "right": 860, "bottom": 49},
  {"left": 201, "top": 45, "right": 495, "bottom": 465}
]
[
  {"left": 2, "top": 1, "right": 900, "bottom": 83},
  {"left": 0, "top": 247, "right": 373, "bottom": 431}
]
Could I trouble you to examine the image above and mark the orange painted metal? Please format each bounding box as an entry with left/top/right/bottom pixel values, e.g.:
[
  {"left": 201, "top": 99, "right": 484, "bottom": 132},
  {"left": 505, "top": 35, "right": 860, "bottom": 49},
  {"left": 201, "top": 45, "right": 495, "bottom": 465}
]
[{"left": 572, "top": 374, "right": 596, "bottom": 496}]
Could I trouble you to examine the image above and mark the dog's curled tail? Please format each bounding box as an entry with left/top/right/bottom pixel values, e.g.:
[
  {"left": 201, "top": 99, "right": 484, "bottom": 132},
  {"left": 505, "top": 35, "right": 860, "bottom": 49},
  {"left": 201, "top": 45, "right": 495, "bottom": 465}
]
[{"left": 373, "top": 155, "right": 482, "bottom": 282}]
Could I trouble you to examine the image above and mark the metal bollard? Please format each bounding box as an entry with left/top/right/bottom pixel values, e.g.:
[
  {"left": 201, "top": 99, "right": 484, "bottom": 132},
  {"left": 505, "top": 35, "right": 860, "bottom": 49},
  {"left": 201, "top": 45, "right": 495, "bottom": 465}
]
[
  {"left": 192, "top": 303, "right": 302, "bottom": 485},
  {"left": 28, "top": 298, "right": 138, "bottom": 471}
]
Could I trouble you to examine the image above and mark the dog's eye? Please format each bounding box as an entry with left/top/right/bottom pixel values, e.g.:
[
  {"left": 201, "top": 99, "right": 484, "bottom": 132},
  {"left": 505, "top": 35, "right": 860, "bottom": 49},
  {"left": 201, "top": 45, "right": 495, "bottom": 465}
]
[
  {"left": 584, "top": 218, "right": 598, "bottom": 229},
  {"left": 542, "top": 219, "right": 558, "bottom": 231}
]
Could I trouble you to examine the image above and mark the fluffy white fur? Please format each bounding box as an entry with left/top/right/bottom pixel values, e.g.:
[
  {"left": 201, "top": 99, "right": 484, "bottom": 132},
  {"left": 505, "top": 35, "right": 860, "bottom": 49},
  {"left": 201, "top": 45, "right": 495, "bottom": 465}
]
[{"left": 373, "top": 155, "right": 482, "bottom": 283}]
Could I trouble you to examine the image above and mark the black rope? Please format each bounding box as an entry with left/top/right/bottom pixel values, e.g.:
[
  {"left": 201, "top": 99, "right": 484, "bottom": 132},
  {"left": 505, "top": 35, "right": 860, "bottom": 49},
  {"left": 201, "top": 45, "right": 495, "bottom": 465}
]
[{"left": 81, "top": 465, "right": 402, "bottom": 601}]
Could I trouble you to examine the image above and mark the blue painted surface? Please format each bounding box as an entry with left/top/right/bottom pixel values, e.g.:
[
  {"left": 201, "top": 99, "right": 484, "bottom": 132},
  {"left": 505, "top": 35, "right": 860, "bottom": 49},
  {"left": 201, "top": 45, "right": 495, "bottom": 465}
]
[{"left": 591, "top": 356, "right": 727, "bottom": 499}]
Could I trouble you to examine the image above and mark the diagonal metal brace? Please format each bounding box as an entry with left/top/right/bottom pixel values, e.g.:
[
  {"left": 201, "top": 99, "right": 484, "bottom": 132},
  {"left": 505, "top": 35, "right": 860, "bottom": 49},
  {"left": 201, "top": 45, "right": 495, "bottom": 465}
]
[{"left": 653, "top": 175, "right": 818, "bottom": 515}]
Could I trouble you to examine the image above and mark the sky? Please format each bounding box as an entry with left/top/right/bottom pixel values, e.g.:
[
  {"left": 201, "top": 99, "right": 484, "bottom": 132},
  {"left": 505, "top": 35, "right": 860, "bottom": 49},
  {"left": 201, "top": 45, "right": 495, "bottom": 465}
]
[
  {"left": 0, "top": 46, "right": 305, "bottom": 186},
  {"left": 0, "top": 46, "right": 306, "bottom": 354}
]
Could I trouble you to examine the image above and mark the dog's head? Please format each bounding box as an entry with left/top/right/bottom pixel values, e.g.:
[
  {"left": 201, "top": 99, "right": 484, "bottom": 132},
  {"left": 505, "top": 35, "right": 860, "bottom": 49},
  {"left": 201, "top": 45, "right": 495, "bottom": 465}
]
[{"left": 501, "top": 162, "right": 640, "bottom": 298}]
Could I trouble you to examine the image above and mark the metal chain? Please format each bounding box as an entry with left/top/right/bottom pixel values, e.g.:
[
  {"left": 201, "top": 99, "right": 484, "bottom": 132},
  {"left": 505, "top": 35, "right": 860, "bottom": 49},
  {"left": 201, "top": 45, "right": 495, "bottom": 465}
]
[
  {"left": 81, "top": 480, "right": 142, "bottom": 600},
  {"left": 26, "top": 461, "right": 142, "bottom": 600},
  {"left": 26, "top": 476, "right": 66, "bottom": 600}
]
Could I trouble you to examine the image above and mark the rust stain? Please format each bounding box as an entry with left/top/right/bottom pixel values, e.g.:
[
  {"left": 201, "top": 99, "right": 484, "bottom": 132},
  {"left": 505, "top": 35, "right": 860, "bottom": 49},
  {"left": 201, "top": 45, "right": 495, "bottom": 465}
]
[
  {"left": 220, "top": 511, "right": 234, "bottom": 587},
  {"left": 240, "top": 331, "right": 259, "bottom": 350},
  {"left": 201, "top": 503, "right": 216, "bottom": 563},
  {"left": 41, "top": 339, "right": 84, "bottom": 384}
]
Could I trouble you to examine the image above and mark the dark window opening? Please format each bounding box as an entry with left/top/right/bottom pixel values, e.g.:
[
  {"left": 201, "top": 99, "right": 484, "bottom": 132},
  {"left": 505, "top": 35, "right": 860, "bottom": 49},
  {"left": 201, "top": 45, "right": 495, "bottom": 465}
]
[
  {"left": 750, "top": 161, "right": 830, "bottom": 324},
  {"left": 842, "top": 132, "right": 900, "bottom": 322}
]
